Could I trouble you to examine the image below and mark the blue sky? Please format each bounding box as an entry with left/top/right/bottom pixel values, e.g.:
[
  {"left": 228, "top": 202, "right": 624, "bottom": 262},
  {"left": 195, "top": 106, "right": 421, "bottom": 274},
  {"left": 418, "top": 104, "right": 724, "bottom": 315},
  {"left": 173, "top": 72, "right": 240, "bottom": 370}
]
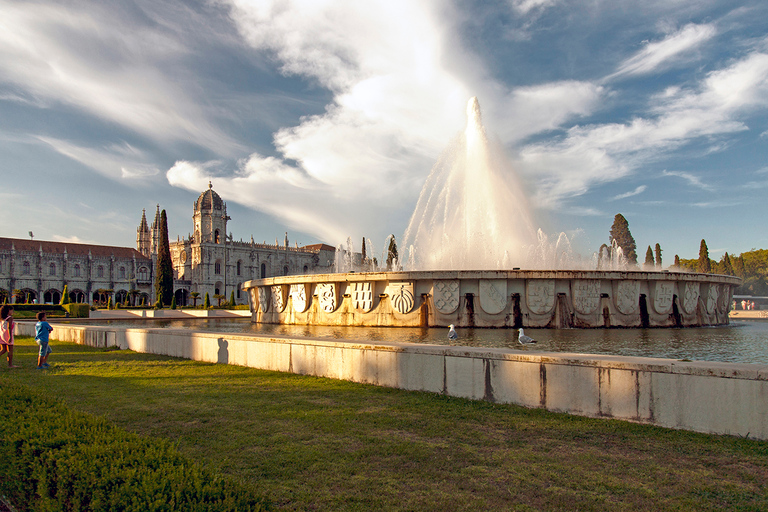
[{"left": 1, "top": 0, "right": 767, "bottom": 264}]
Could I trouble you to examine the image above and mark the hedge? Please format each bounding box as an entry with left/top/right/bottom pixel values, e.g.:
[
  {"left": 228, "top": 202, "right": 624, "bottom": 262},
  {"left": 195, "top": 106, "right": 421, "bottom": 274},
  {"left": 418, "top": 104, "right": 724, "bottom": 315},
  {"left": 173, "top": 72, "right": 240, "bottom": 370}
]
[
  {"left": 0, "top": 380, "right": 269, "bottom": 512},
  {"left": 62, "top": 304, "right": 89, "bottom": 318}
]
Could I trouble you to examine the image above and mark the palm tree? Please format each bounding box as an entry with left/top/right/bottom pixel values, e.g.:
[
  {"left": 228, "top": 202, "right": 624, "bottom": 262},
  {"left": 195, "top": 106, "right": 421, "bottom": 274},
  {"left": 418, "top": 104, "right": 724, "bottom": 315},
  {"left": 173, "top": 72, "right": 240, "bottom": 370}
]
[
  {"left": 213, "top": 294, "right": 226, "bottom": 307},
  {"left": 190, "top": 292, "right": 200, "bottom": 308}
]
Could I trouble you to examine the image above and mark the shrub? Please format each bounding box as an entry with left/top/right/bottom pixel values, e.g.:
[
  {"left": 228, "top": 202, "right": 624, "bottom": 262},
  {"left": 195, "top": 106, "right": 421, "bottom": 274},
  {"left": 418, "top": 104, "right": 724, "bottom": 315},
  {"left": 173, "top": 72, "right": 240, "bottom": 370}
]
[
  {"left": 62, "top": 304, "right": 90, "bottom": 318},
  {"left": 0, "top": 381, "right": 269, "bottom": 512}
]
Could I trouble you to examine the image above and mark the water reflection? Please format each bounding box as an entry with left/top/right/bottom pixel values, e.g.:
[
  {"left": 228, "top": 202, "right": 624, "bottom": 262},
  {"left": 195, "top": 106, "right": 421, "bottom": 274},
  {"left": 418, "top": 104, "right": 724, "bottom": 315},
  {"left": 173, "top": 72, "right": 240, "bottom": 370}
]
[{"left": 64, "top": 318, "right": 768, "bottom": 365}]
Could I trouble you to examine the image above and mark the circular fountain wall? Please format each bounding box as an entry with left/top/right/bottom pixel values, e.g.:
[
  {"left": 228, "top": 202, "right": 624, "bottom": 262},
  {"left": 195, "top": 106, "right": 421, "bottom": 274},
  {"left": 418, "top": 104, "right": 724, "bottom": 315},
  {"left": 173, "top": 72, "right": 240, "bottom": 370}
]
[{"left": 242, "top": 270, "right": 739, "bottom": 328}]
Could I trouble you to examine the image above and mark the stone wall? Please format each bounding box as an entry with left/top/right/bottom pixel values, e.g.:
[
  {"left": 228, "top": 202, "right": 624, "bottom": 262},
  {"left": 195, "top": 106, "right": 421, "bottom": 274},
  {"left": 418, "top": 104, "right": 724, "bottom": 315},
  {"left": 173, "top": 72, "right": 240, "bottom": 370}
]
[{"left": 15, "top": 321, "right": 767, "bottom": 440}]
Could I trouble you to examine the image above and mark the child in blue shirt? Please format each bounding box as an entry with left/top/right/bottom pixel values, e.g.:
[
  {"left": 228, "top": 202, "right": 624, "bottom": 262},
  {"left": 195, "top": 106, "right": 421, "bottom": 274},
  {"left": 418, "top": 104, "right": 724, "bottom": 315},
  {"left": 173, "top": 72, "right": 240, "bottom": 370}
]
[{"left": 35, "top": 312, "right": 53, "bottom": 369}]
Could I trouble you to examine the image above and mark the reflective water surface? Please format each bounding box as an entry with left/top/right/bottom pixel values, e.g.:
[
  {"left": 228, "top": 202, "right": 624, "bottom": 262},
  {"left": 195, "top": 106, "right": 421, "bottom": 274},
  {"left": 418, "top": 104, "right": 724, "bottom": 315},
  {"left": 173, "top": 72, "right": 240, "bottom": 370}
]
[{"left": 63, "top": 318, "right": 768, "bottom": 365}]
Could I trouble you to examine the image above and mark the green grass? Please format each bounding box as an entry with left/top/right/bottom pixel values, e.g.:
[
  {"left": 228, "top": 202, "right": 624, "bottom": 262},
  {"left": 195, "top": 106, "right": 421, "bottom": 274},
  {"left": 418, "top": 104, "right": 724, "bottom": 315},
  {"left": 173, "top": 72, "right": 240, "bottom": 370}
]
[{"left": 2, "top": 336, "right": 768, "bottom": 511}]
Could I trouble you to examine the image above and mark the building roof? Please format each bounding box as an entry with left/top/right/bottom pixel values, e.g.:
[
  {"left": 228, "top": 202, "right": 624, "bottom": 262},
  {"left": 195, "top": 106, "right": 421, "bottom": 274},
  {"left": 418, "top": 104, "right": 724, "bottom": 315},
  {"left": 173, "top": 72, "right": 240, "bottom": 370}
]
[
  {"left": 0, "top": 237, "right": 150, "bottom": 260},
  {"left": 302, "top": 243, "right": 337, "bottom": 252},
  {"left": 195, "top": 182, "right": 224, "bottom": 211}
]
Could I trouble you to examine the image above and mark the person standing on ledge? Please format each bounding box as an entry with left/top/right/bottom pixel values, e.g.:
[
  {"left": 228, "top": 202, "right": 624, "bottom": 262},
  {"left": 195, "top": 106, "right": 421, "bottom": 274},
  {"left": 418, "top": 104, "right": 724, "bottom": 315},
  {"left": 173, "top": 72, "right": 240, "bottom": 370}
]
[
  {"left": 35, "top": 312, "right": 53, "bottom": 370},
  {"left": 0, "top": 305, "right": 20, "bottom": 368}
]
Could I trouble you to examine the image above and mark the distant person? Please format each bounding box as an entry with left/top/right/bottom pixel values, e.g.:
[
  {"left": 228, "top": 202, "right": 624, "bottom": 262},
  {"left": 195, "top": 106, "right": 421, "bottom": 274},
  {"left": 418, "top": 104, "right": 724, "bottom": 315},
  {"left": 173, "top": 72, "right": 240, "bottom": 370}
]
[
  {"left": 742, "top": 300, "right": 747, "bottom": 310},
  {"left": 0, "top": 305, "right": 20, "bottom": 368},
  {"left": 35, "top": 312, "right": 53, "bottom": 370}
]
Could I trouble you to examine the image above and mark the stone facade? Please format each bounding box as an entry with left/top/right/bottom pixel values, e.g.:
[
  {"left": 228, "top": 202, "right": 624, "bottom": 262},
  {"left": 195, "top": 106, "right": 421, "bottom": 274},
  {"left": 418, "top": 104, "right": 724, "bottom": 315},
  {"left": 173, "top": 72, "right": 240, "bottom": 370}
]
[{"left": 0, "top": 238, "right": 153, "bottom": 305}]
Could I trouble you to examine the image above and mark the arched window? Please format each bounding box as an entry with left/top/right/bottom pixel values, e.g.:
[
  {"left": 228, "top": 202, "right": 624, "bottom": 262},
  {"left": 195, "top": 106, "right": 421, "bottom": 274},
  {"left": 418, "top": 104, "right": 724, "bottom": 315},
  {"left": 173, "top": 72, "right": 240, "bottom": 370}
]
[
  {"left": 236, "top": 260, "right": 241, "bottom": 275},
  {"left": 215, "top": 261, "right": 221, "bottom": 274},
  {"left": 22, "top": 261, "right": 30, "bottom": 275},
  {"left": 283, "top": 265, "right": 289, "bottom": 276},
  {"left": 236, "top": 284, "right": 241, "bottom": 299},
  {"left": 97, "top": 265, "right": 104, "bottom": 278},
  {"left": 303, "top": 265, "right": 308, "bottom": 273},
  {"left": 49, "top": 262, "right": 56, "bottom": 276},
  {"left": 260, "top": 263, "right": 266, "bottom": 278},
  {"left": 215, "top": 229, "right": 220, "bottom": 244},
  {"left": 138, "top": 267, "right": 148, "bottom": 280},
  {"left": 73, "top": 264, "right": 81, "bottom": 277},
  {"left": 119, "top": 267, "right": 126, "bottom": 279}
]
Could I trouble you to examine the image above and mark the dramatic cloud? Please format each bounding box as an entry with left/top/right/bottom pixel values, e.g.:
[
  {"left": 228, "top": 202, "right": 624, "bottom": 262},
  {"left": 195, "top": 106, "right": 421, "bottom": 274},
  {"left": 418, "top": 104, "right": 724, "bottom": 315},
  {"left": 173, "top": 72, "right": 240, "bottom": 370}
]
[
  {"left": 38, "top": 137, "right": 160, "bottom": 181},
  {"left": 609, "top": 23, "right": 717, "bottom": 79}
]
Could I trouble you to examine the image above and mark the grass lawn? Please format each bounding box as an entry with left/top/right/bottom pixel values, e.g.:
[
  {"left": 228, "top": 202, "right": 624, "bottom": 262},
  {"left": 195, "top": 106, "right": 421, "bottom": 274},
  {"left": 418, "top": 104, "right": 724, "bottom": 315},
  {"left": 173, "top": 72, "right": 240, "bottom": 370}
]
[{"left": 2, "top": 336, "right": 767, "bottom": 511}]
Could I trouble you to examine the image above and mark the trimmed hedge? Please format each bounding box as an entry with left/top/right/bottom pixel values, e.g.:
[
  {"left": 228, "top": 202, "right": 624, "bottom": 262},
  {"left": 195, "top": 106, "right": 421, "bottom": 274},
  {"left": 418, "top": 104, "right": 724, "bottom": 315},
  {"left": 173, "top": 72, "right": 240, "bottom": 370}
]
[
  {"left": 62, "top": 303, "right": 89, "bottom": 318},
  {"left": 0, "top": 380, "right": 269, "bottom": 512},
  {"left": 7, "top": 305, "right": 65, "bottom": 313}
]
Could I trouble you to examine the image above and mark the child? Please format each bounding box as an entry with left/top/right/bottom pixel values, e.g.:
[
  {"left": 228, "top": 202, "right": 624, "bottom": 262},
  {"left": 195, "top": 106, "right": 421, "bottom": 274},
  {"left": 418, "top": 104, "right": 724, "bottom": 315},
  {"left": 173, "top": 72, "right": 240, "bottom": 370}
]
[
  {"left": 0, "top": 305, "right": 20, "bottom": 368},
  {"left": 35, "top": 312, "right": 53, "bottom": 369}
]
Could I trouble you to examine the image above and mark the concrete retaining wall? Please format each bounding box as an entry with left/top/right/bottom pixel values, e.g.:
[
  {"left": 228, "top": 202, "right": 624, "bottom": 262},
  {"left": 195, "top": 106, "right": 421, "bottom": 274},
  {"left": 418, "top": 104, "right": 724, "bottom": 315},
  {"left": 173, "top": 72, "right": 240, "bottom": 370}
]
[{"left": 15, "top": 321, "right": 768, "bottom": 440}]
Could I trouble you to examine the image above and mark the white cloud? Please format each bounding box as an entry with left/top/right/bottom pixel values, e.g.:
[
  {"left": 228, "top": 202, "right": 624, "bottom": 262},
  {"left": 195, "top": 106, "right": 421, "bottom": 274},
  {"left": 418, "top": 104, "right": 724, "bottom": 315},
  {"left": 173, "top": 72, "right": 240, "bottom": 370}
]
[
  {"left": 38, "top": 137, "right": 160, "bottom": 181},
  {"left": 610, "top": 185, "right": 647, "bottom": 201},
  {"left": 508, "top": 0, "right": 559, "bottom": 15},
  {"left": 661, "top": 170, "right": 713, "bottom": 191},
  {"left": 0, "top": 1, "right": 242, "bottom": 155},
  {"left": 609, "top": 23, "right": 717, "bottom": 79}
]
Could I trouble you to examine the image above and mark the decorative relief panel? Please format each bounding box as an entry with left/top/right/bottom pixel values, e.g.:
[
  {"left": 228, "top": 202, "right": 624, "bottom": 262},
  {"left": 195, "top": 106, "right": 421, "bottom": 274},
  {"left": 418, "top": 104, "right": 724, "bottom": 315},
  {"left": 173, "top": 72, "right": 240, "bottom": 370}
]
[
  {"left": 351, "top": 282, "right": 374, "bottom": 311},
  {"left": 615, "top": 280, "right": 639, "bottom": 315},
  {"left": 434, "top": 280, "right": 460, "bottom": 314},
  {"left": 479, "top": 279, "right": 507, "bottom": 315},
  {"left": 652, "top": 281, "right": 674, "bottom": 314},
  {"left": 526, "top": 280, "right": 555, "bottom": 315},
  {"left": 706, "top": 284, "right": 719, "bottom": 315},
  {"left": 271, "top": 285, "right": 286, "bottom": 313},
  {"left": 317, "top": 283, "right": 337, "bottom": 313},
  {"left": 291, "top": 284, "right": 308, "bottom": 313},
  {"left": 258, "top": 286, "right": 270, "bottom": 313},
  {"left": 387, "top": 281, "right": 415, "bottom": 314},
  {"left": 683, "top": 282, "right": 699, "bottom": 314},
  {"left": 572, "top": 280, "right": 600, "bottom": 315}
]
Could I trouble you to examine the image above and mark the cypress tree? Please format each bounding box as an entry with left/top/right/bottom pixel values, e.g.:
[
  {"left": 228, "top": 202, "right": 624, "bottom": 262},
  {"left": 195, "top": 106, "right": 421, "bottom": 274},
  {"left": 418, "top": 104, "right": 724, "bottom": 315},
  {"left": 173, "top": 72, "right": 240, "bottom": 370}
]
[
  {"left": 674, "top": 255, "right": 680, "bottom": 268},
  {"left": 386, "top": 236, "right": 399, "bottom": 271},
  {"left": 654, "top": 243, "right": 662, "bottom": 269},
  {"left": 107, "top": 297, "right": 113, "bottom": 310},
  {"left": 60, "top": 285, "right": 70, "bottom": 305},
  {"left": 204, "top": 292, "right": 211, "bottom": 309},
  {"left": 361, "top": 237, "right": 367, "bottom": 264},
  {"left": 155, "top": 210, "right": 174, "bottom": 307},
  {"left": 697, "top": 239, "right": 711, "bottom": 273},
  {"left": 171, "top": 296, "right": 177, "bottom": 310},
  {"left": 644, "top": 246, "right": 654, "bottom": 269},
  {"left": 608, "top": 214, "right": 637, "bottom": 265},
  {"left": 229, "top": 290, "right": 236, "bottom": 306}
]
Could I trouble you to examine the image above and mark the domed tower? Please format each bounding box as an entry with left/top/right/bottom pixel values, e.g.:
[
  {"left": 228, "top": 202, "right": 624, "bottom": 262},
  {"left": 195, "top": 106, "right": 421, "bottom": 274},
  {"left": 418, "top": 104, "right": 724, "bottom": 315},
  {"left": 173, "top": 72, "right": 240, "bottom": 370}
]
[{"left": 193, "top": 182, "right": 230, "bottom": 244}]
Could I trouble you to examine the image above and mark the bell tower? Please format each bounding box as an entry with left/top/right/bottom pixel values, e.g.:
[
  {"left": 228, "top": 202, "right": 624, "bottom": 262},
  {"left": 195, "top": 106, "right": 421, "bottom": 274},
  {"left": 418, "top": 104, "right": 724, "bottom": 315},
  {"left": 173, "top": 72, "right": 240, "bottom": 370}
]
[{"left": 193, "top": 182, "right": 229, "bottom": 244}]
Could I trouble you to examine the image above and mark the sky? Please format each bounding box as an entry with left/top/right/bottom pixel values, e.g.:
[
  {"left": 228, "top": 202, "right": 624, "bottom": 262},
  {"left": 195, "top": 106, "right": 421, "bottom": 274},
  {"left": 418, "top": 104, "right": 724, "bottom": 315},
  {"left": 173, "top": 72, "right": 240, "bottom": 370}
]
[{"left": 1, "top": 0, "right": 767, "bottom": 264}]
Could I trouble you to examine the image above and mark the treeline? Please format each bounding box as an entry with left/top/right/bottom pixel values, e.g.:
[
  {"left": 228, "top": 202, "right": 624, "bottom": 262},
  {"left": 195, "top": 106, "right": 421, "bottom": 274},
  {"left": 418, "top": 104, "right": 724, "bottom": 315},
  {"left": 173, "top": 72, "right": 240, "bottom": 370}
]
[{"left": 680, "top": 249, "right": 768, "bottom": 295}]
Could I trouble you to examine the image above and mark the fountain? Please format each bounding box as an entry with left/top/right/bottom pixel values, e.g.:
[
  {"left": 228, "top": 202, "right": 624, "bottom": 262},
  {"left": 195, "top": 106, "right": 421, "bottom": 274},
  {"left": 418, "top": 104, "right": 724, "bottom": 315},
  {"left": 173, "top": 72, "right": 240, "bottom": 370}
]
[{"left": 242, "top": 99, "right": 739, "bottom": 328}]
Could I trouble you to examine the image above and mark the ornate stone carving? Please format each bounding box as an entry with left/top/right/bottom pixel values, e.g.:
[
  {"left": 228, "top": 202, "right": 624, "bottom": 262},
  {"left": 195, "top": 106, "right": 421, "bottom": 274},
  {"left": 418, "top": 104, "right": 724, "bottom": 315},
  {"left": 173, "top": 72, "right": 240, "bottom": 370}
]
[
  {"left": 434, "top": 280, "right": 460, "bottom": 314},
  {"left": 652, "top": 281, "right": 674, "bottom": 314},
  {"left": 526, "top": 280, "right": 555, "bottom": 315},
  {"left": 291, "top": 284, "right": 308, "bottom": 313},
  {"left": 479, "top": 279, "right": 507, "bottom": 315},
  {"left": 258, "top": 286, "right": 270, "bottom": 313},
  {"left": 615, "top": 280, "right": 639, "bottom": 315},
  {"left": 387, "top": 282, "right": 415, "bottom": 314},
  {"left": 317, "top": 283, "right": 337, "bottom": 313},
  {"left": 249, "top": 288, "right": 259, "bottom": 310},
  {"left": 706, "top": 284, "right": 719, "bottom": 315},
  {"left": 351, "top": 282, "right": 373, "bottom": 311},
  {"left": 271, "top": 285, "right": 286, "bottom": 312},
  {"left": 572, "top": 280, "right": 600, "bottom": 315},
  {"left": 683, "top": 282, "right": 699, "bottom": 314}
]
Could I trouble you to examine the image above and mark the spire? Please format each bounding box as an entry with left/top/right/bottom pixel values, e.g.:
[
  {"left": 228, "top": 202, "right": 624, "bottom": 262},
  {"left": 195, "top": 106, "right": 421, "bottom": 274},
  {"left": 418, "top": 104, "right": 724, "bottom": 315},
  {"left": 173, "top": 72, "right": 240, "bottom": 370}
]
[{"left": 138, "top": 209, "right": 149, "bottom": 233}]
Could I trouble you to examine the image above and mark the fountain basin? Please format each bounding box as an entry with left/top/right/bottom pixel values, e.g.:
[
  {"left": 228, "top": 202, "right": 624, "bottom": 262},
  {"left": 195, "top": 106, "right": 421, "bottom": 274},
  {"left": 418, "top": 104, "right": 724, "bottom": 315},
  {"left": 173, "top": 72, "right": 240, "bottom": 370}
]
[{"left": 242, "top": 270, "right": 740, "bottom": 328}]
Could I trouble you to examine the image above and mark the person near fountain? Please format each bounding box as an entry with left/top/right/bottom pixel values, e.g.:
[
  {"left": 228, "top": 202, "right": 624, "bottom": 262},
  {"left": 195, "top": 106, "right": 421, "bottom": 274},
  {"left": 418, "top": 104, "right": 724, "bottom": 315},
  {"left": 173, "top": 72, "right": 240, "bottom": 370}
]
[
  {"left": 0, "top": 305, "right": 20, "bottom": 368},
  {"left": 35, "top": 312, "right": 54, "bottom": 370}
]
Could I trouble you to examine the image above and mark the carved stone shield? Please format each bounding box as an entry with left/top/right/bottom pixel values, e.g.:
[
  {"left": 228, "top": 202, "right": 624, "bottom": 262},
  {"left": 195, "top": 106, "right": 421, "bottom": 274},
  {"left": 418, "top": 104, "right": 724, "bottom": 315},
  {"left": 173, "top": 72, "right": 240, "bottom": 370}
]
[
  {"left": 271, "top": 285, "right": 286, "bottom": 313},
  {"left": 351, "top": 282, "right": 374, "bottom": 311},
  {"left": 526, "top": 280, "right": 555, "bottom": 315},
  {"left": 683, "top": 282, "right": 699, "bottom": 314},
  {"left": 479, "top": 279, "right": 507, "bottom": 315},
  {"left": 317, "top": 283, "right": 337, "bottom": 313},
  {"left": 434, "top": 280, "right": 460, "bottom": 314},
  {"left": 652, "top": 281, "right": 674, "bottom": 314},
  {"left": 291, "top": 284, "right": 308, "bottom": 313},
  {"left": 387, "top": 281, "right": 415, "bottom": 314},
  {"left": 572, "top": 280, "right": 600, "bottom": 315},
  {"left": 614, "top": 280, "right": 639, "bottom": 315},
  {"left": 258, "top": 286, "right": 270, "bottom": 313},
  {"left": 706, "top": 284, "right": 719, "bottom": 315}
]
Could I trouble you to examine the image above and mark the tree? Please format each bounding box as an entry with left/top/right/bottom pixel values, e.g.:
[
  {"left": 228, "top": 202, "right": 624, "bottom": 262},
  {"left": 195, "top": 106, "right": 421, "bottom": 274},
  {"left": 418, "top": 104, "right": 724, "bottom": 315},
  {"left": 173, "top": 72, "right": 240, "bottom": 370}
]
[
  {"left": 608, "top": 214, "right": 637, "bottom": 265},
  {"left": 107, "top": 297, "right": 113, "bottom": 310},
  {"left": 654, "top": 244, "right": 662, "bottom": 269},
  {"left": 204, "top": 292, "right": 211, "bottom": 309},
  {"left": 644, "top": 246, "right": 654, "bottom": 269},
  {"left": 213, "top": 294, "right": 226, "bottom": 307},
  {"left": 698, "top": 239, "right": 711, "bottom": 273},
  {"left": 190, "top": 292, "right": 200, "bottom": 307},
  {"left": 361, "top": 237, "right": 367, "bottom": 266},
  {"left": 229, "top": 290, "right": 236, "bottom": 307},
  {"left": 674, "top": 255, "right": 680, "bottom": 269},
  {"left": 60, "top": 285, "right": 70, "bottom": 305},
  {"left": 171, "top": 296, "right": 177, "bottom": 310},
  {"left": 155, "top": 209, "right": 174, "bottom": 308},
  {"left": 386, "top": 236, "right": 399, "bottom": 271},
  {"left": 733, "top": 255, "right": 746, "bottom": 278}
]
